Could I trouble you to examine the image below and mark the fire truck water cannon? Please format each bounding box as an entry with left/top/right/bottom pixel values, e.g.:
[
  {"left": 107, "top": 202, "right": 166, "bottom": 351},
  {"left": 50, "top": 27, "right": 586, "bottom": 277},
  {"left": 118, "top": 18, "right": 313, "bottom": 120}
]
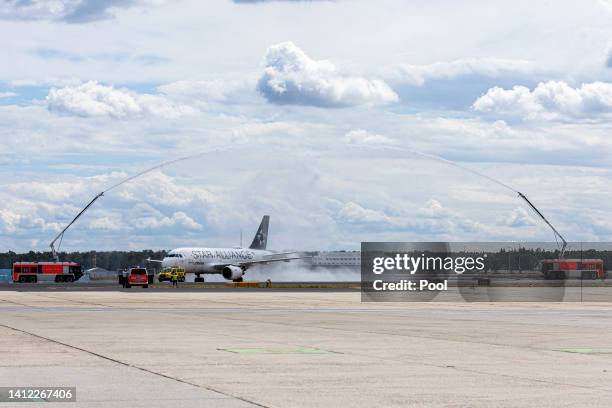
[
  {"left": 514, "top": 192, "right": 599, "bottom": 280},
  {"left": 517, "top": 192, "right": 567, "bottom": 259},
  {"left": 49, "top": 192, "right": 104, "bottom": 262},
  {"left": 47, "top": 148, "right": 228, "bottom": 262}
]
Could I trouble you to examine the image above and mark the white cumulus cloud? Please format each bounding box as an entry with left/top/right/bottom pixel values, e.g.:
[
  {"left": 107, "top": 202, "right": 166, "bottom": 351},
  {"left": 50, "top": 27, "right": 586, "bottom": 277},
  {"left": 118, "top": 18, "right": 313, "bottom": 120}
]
[
  {"left": 334, "top": 199, "right": 489, "bottom": 236},
  {"left": 501, "top": 207, "right": 537, "bottom": 227},
  {"left": 46, "top": 81, "right": 195, "bottom": 119},
  {"left": 0, "top": 0, "right": 160, "bottom": 23},
  {"left": 336, "top": 202, "right": 393, "bottom": 224},
  {"left": 392, "top": 58, "right": 539, "bottom": 86},
  {"left": 89, "top": 215, "right": 124, "bottom": 231},
  {"left": 157, "top": 78, "right": 259, "bottom": 107},
  {"left": 0, "top": 206, "right": 62, "bottom": 235},
  {"left": 258, "top": 42, "right": 398, "bottom": 107},
  {"left": 343, "top": 129, "right": 393, "bottom": 145},
  {"left": 130, "top": 211, "right": 202, "bottom": 231},
  {"left": 472, "top": 81, "right": 612, "bottom": 121},
  {"left": 417, "top": 199, "right": 454, "bottom": 219}
]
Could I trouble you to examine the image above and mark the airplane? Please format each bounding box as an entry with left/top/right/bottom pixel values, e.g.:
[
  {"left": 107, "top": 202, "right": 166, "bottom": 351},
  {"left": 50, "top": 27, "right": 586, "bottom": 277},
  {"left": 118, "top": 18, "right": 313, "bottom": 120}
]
[{"left": 150, "top": 215, "right": 302, "bottom": 282}]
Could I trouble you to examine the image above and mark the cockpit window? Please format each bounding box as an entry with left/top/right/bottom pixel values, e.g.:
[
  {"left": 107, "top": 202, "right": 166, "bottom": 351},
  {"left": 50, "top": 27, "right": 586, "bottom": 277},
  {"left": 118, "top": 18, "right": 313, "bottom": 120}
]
[{"left": 167, "top": 253, "right": 183, "bottom": 258}]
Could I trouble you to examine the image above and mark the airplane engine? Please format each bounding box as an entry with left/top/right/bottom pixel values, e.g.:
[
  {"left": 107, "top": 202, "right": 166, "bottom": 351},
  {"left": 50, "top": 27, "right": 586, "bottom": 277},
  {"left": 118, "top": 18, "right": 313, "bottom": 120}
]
[{"left": 222, "top": 265, "right": 244, "bottom": 281}]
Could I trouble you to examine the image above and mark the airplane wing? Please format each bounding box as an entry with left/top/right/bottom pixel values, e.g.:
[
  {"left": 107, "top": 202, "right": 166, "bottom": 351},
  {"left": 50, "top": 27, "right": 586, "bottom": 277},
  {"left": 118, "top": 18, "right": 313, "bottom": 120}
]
[
  {"left": 262, "top": 251, "right": 301, "bottom": 257},
  {"left": 239, "top": 256, "right": 307, "bottom": 267},
  {"left": 211, "top": 256, "right": 309, "bottom": 270},
  {"left": 146, "top": 258, "right": 163, "bottom": 263}
]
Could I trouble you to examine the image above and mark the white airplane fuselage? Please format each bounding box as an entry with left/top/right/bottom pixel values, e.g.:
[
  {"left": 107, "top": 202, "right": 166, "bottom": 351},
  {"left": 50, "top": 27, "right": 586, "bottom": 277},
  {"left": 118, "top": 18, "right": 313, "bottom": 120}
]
[
  {"left": 157, "top": 215, "right": 298, "bottom": 281},
  {"left": 161, "top": 247, "right": 273, "bottom": 274}
]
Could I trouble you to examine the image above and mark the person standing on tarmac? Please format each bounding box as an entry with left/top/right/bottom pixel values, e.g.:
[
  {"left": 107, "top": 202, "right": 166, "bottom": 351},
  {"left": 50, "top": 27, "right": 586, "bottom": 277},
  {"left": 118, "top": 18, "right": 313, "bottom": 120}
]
[{"left": 171, "top": 270, "right": 178, "bottom": 288}]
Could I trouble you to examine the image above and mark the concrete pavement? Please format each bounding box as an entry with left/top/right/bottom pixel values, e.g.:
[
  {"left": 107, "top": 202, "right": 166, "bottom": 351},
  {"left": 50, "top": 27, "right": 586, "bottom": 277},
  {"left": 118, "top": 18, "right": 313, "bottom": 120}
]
[{"left": 1, "top": 291, "right": 612, "bottom": 407}]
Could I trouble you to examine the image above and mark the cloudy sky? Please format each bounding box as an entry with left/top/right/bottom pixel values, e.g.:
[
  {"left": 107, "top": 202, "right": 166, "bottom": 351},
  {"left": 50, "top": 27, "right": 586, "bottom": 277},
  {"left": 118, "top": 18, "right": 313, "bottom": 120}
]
[{"left": 1, "top": 0, "right": 611, "bottom": 252}]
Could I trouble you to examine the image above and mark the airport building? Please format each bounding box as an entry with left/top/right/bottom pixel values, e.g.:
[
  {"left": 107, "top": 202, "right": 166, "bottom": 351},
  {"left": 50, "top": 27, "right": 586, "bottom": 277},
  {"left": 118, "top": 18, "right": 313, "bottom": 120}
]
[{"left": 307, "top": 251, "right": 361, "bottom": 268}]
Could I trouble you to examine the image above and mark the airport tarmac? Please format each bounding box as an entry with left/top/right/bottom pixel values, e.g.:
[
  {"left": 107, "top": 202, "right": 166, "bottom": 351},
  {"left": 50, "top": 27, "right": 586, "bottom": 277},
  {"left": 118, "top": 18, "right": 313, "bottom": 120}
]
[{"left": 1, "top": 291, "right": 612, "bottom": 407}]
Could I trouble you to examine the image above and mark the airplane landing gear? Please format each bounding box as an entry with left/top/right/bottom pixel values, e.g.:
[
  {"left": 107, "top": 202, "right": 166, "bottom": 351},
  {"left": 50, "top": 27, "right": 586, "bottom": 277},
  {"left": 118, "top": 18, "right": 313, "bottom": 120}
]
[
  {"left": 194, "top": 273, "right": 204, "bottom": 283},
  {"left": 233, "top": 277, "right": 243, "bottom": 283}
]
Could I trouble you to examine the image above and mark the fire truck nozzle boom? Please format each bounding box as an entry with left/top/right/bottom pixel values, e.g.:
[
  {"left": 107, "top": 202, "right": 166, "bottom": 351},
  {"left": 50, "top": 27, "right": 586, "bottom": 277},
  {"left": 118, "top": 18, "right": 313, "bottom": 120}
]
[
  {"left": 517, "top": 192, "right": 567, "bottom": 258},
  {"left": 50, "top": 192, "right": 104, "bottom": 262}
]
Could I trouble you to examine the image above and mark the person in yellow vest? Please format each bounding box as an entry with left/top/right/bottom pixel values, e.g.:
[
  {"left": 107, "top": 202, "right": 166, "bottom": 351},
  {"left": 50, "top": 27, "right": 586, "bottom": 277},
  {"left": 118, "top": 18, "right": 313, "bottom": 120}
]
[{"left": 171, "top": 270, "right": 178, "bottom": 287}]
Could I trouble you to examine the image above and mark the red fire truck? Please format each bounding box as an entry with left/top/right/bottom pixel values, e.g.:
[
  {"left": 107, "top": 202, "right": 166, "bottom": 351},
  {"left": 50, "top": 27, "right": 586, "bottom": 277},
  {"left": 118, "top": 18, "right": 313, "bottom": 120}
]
[
  {"left": 12, "top": 262, "right": 83, "bottom": 283},
  {"left": 540, "top": 259, "right": 605, "bottom": 280}
]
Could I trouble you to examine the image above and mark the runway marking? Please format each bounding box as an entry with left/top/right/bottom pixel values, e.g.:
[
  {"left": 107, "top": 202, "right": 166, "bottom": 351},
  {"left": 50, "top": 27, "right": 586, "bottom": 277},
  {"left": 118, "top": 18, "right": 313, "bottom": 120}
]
[
  {"left": 0, "top": 323, "right": 271, "bottom": 408},
  {"left": 0, "top": 298, "right": 43, "bottom": 309},
  {"left": 5, "top": 294, "right": 612, "bottom": 397},
  {"left": 552, "top": 348, "right": 612, "bottom": 354},
  {"left": 219, "top": 347, "right": 340, "bottom": 355},
  {"left": 28, "top": 293, "right": 115, "bottom": 308},
  {"left": 179, "top": 310, "right": 612, "bottom": 394}
]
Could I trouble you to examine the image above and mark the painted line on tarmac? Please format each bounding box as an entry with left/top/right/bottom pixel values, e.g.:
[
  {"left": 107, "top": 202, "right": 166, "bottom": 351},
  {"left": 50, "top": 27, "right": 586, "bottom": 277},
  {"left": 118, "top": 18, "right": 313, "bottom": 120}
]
[
  {"left": 30, "top": 293, "right": 115, "bottom": 308},
  {"left": 552, "top": 348, "right": 612, "bottom": 354},
  {"left": 0, "top": 322, "right": 270, "bottom": 408},
  {"left": 0, "top": 298, "right": 44, "bottom": 309},
  {"left": 219, "top": 347, "right": 341, "bottom": 355},
  {"left": 196, "top": 310, "right": 612, "bottom": 394}
]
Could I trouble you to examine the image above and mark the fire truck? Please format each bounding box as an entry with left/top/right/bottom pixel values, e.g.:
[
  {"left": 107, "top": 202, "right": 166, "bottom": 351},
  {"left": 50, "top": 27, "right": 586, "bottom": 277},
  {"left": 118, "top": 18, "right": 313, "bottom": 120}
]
[
  {"left": 12, "top": 262, "right": 83, "bottom": 283},
  {"left": 540, "top": 259, "right": 605, "bottom": 280},
  {"left": 515, "top": 193, "right": 606, "bottom": 280}
]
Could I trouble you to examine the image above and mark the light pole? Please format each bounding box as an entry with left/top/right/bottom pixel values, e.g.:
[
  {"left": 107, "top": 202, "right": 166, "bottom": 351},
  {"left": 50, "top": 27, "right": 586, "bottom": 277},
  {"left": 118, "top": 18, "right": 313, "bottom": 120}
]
[{"left": 503, "top": 245, "right": 517, "bottom": 274}]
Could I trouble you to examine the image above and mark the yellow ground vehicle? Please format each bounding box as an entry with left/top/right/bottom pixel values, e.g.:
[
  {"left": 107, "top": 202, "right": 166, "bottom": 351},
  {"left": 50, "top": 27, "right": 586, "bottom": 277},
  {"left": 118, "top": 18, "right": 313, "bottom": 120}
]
[{"left": 157, "top": 268, "right": 185, "bottom": 283}]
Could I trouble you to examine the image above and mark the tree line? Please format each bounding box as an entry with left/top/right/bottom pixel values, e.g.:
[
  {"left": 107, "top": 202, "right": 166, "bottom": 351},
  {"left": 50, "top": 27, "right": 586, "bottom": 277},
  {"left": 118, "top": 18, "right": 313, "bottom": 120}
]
[
  {"left": 1, "top": 247, "right": 610, "bottom": 272},
  {"left": 460, "top": 247, "right": 612, "bottom": 271},
  {"left": 0, "top": 250, "right": 168, "bottom": 271}
]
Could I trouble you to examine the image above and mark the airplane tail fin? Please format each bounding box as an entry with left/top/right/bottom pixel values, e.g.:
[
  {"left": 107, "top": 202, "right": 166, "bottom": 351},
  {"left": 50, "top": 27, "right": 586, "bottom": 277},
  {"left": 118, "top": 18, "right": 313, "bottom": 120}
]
[{"left": 249, "top": 215, "right": 269, "bottom": 250}]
